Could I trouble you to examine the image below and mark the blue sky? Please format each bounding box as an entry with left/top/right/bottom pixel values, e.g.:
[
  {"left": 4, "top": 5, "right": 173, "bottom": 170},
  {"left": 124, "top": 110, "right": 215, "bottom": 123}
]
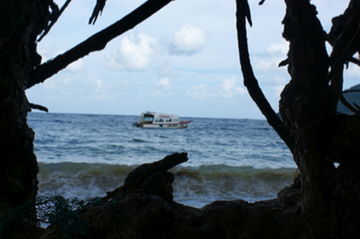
[{"left": 27, "top": 0, "right": 358, "bottom": 119}]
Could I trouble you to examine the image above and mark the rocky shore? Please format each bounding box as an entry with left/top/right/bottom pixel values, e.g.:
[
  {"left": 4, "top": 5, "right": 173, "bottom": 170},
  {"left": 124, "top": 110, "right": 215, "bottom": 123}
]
[{"left": 2, "top": 153, "right": 310, "bottom": 239}]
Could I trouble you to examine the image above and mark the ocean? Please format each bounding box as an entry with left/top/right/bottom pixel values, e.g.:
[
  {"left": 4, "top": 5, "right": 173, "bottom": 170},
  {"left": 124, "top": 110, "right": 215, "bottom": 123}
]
[{"left": 28, "top": 112, "right": 296, "bottom": 208}]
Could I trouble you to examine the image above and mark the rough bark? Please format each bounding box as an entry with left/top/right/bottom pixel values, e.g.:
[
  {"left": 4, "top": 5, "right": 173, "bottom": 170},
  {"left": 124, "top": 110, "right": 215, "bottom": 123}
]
[
  {"left": 280, "top": 1, "right": 360, "bottom": 238},
  {"left": 236, "top": 0, "right": 360, "bottom": 238},
  {"left": 280, "top": 2, "right": 335, "bottom": 237},
  {"left": 0, "top": 0, "right": 51, "bottom": 208}
]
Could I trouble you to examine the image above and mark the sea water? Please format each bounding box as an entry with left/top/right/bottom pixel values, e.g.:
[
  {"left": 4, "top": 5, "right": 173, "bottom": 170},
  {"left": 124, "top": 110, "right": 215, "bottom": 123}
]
[{"left": 28, "top": 112, "right": 296, "bottom": 208}]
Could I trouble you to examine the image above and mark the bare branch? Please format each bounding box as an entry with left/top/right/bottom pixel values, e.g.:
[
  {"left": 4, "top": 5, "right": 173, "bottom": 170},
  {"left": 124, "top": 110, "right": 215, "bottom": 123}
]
[
  {"left": 235, "top": 0, "right": 294, "bottom": 151},
  {"left": 329, "top": 0, "right": 360, "bottom": 63},
  {"left": 237, "top": 0, "right": 252, "bottom": 27},
  {"left": 340, "top": 89, "right": 360, "bottom": 114},
  {"left": 328, "top": 0, "right": 360, "bottom": 106},
  {"left": 27, "top": 0, "right": 173, "bottom": 89},
  {"left": 89, "top": 0, "right": 107, "bottom": 25},
  {"left": 354, "top": 103, "right": 360, "bottom": 112},
  {"left": 349, "top": 56, "right": 360, "bottom": 66},
  {"left": 29, "top": 103, "right": 49, "bottom": 112},
  {"left": 340, "top": 95, "right": 359, "bottom": 114},
  {"left": 37, "top": 0, "right": 72, "bottom": 42},
  {"left": 278, "top": 58, "right": 288, "bottom": 67}
]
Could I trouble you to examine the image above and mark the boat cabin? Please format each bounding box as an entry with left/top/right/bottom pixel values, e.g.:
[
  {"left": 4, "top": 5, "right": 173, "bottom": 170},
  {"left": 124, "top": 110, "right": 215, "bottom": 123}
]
[{"left": 134, "top": 111, "right": 191, "bottom": 129}]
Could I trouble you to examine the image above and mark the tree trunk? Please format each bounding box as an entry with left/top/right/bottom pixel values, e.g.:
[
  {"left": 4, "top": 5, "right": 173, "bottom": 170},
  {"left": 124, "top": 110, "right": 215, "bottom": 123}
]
[
  {"left": 280, "top": 1, "right": 360, "bottom": 238},
  {"left": 236, "top": 0, "right": 360, "bottom": 238},
  {"left": 0, "top": 0, "right": 49, "bottom": 207}
]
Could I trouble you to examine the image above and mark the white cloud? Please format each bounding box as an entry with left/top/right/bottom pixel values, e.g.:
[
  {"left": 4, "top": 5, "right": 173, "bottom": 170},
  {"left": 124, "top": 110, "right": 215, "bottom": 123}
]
[
  {"left": 83, "top": 76, "right": 114, "bottom": 101},
  {"left": 219, "top": 77, "right": 246, "bottom": 98},
  {"left": 187, "top": 84, "right": 209, "bottom": 100},
  {"left": 266, "top": 41, "right": 289, "bottom": 55},
  {"left": 264, "top": 76, "right": 288, "bottom": 86},
  {"left": 152, "top": 77, "right": 173, "bottom": 97},
  {"left": 254, "top": 41, "right": 289, "bottom": 72},
  {"left": 156, "top": 77, "right": 172, "bottom": 90},
  {"left": 170, "top": 24, "right": 207, "bottom": 55},
  {"left": 107, "top": 34, "right": 155, "bottom": 71},
  {"left": 254, "top": 57, "right": 283, "bottom": 72},
  {"left": 91, "top": 78, "right": 106, "bottom": 91}
]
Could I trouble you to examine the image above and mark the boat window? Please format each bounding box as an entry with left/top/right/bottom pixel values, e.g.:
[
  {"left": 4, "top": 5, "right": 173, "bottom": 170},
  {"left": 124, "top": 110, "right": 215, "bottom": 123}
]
[{"left": 144, "top": 116, "right": 154, "bottom": 122}]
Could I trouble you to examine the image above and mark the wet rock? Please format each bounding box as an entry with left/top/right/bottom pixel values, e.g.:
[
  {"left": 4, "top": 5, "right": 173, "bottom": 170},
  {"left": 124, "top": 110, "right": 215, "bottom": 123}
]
[{"left": 43, "top": 153, "right": 307, "bottom": 239}]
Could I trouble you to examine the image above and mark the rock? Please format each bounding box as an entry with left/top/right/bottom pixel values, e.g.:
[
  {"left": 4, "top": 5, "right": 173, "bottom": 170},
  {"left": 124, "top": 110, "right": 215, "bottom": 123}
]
[
  {"left": 105, "top": 152, "right": 188, "bottom": 203},
  {"left": 42, "top": 153, "right": 307, "bottom": 239}
]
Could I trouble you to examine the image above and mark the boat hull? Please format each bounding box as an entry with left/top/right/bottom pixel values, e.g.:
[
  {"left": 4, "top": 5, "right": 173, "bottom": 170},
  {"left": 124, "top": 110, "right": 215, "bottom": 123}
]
[
  {"left": 134, "top": 121, "right": 191, "bottom": 129},
  {"left": 134, "top": 111, "right": 191, "bottom": 129}
]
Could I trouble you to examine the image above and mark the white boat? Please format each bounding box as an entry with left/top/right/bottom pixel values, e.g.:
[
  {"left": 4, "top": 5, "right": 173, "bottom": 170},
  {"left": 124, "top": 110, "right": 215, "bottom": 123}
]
[{"left": 133, "top": 111, "right": 192, "bottom": 129}]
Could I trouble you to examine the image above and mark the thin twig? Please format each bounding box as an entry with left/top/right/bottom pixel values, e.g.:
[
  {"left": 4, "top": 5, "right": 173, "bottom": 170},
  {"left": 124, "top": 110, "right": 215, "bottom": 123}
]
[
  {"left": 29, "top": 103, "right": 49, "bottom": 112},
  {"left": 343, "top": 89, "right": 360, "bottom": 94},
  {"left": 339, "top": 95, "right": 359, "bottom": 114},
  {"left": 37, "top": 0, "right": 72, "bottom": 42},
  {"left": 89, "top": 0, "right": 107, "bottom": 25},
  {"left": 349, "top": 56, "right": 360, "bottom": 66}
]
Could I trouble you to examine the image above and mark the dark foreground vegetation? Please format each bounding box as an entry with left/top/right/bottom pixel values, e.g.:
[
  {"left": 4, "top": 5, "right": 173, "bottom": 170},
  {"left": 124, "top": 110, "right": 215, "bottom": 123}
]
[{"left": 0, "top": 0, "right": 359, "bottom": 238}]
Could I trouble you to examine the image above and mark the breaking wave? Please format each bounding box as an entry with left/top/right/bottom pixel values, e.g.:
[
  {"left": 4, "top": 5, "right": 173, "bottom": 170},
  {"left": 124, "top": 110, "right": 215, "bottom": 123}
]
[{"left": 38, "top": 162, "right": 296, "bottom": 208}]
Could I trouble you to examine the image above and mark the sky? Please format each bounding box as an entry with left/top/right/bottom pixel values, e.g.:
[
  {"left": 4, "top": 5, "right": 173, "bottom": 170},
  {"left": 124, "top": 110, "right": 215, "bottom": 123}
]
[{"left": 27, "top": 0, "right": 358, "bottom": 119}]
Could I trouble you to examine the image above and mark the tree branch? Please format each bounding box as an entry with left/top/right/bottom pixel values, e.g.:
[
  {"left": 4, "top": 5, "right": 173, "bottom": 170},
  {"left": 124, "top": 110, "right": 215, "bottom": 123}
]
[
  {"left": 343, "top": 89, "right": 360, "bottom": 94},
  {"left": 89, "top": 0, "right": 107, "bottom": 25},
  {"left": 37, "top": 0, "right": 72, "bottom": 42},
  {"left": 258, "top": 0, "right": 266, "bottom": 6},
  {"left": 340, "top": 95, "right": 359, "bottom": 114},
  {"left": 349, "top": 56, "right": 360, "bottom": 66},
  {"left": 340, "top": 89, "right": 360, "bottom": 114},
  {"left": 328, "top": 0, "right": 360, "bottom": 108},
  {"left": 328, "top": 0, "right": 360, "bottom": 64},
  {"left": 235, "top": 0, "right": 294, "bottom": 152},
  {"left": 27, "top": 0, "right": 173, "bottom": 89},
  {"left": 29, "top": 103, "right": 49, "bottom": 112}
]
